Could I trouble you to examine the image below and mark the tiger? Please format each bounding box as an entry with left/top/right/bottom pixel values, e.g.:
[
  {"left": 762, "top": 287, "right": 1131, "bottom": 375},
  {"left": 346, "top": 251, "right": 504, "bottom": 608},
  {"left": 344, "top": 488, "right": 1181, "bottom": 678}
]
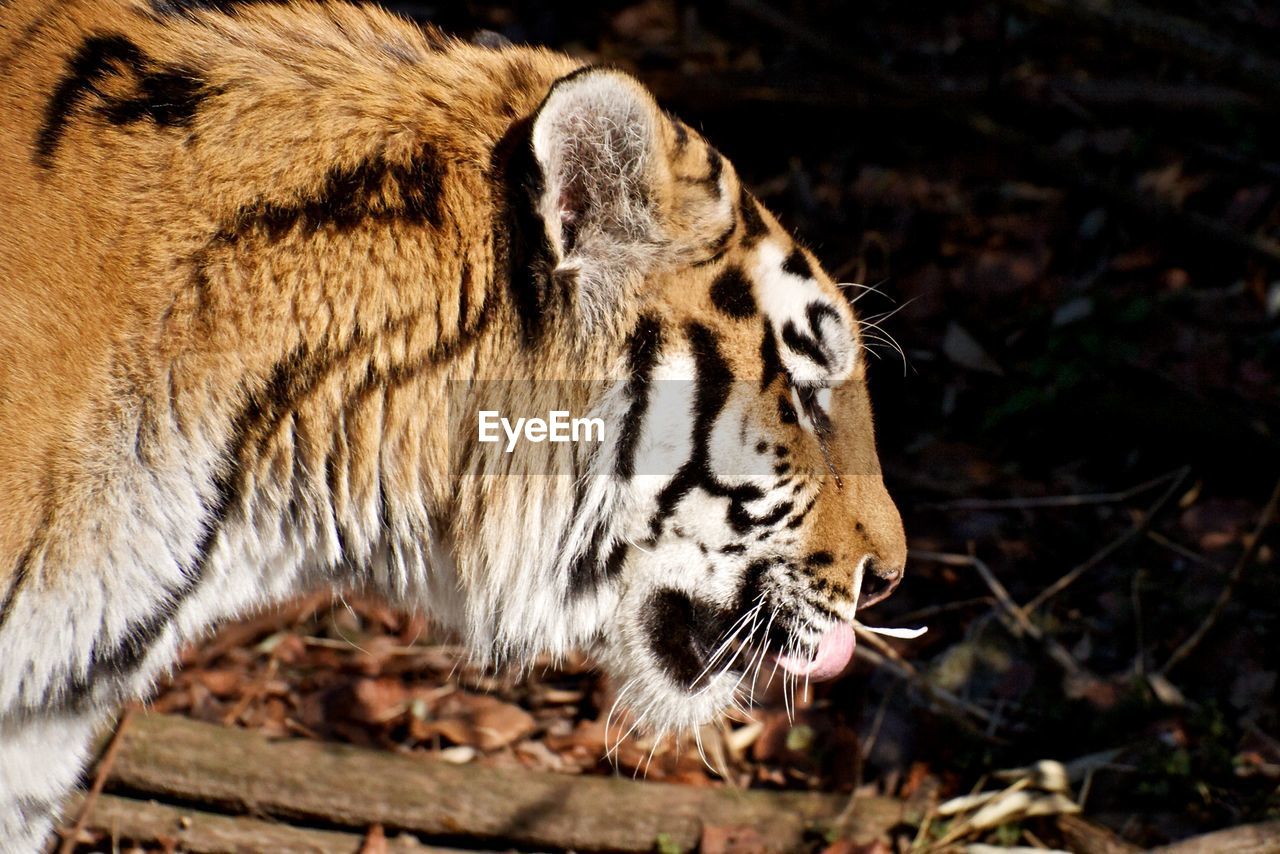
[{"left": 0, "top": 0, "right": 908, "bottom": 849}]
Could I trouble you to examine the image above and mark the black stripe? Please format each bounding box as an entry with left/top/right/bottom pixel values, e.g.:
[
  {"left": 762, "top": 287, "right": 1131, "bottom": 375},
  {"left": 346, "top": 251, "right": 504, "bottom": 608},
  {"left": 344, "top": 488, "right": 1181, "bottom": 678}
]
[
  {"left": 709, "top": 265, "right": 757, "bottom": 319},
  {"left": 0, "top": 546, "right": 35, "bottom": 632},
  {"left": 615, "top": 314, "right": 663, "bottom": 478},
  {"left": 568, "top": 523, "right": 607, "bottom": 590},
  {"left": 0, "top": 507, "right": 51, "bottom": 632},
  {"left": 759, "top": 321, "right": 784, "bottom": 390},
  {"left": 782, "top": 247, "right": 815, "bottom": 280},
  {"left": 457, "top": 259, "right": 472, "bottom": 326},
  {"left": 706, "top": 150, "right": 727, "bottom": 190},
  {"left": 218, "top": 142, "right": 446, "bottom": 241},
  {"left": 492, "top": 115, "right": 555, "bottom": 343},
  {"left": 35, "top": 33, "right": 206, "bottom": 169},
  {"left": 778, "top": 394, "right": 798, "bottom": 425},
  {"left": 687, "top": 322, "right": 733, "bottom": 426},
  {"left": 568, "top": 525, "right": 629, "bottom": 593},
  {"left": 646, "top": 324, "right": 785, "bottom": 539},
  {"left": 781, "top": 320, "right": 830, "bottom": 367},
  {"left": 691, "top": 219, "right": 736, "bottom": 268},
  {"left": 734, "top": 559, "right": 771, "bottom": 615},
  {"left": 37, "top": 34, "right": 146, "bottom": 167},
  {"left": 601, "top": 541, "right": 629, "bottom": 579},
  {"left": 645, "top": 588, "right": 726, "bottom": 689},
  {"left": 678, "top": 146, "right": 724, "bottom": 192},
  {"left": 670, "top": 116, "right": 689, "bottom": 154},
  {"left": 325, "top": 444, "right": 349, "bottom": 562},
  {"left": 806, "top": 302, "right": 841, "bottom": 340},
  {"left": 785, "top": 495, "right": 818, "bottom": 529},
  {"left": 739, "top": 185, "right": 768, "bottom": 244},
  {"left": 797, "top": 384, "right": 833, "bottom": 437},
  {"left": 703, "top": 148, "right": 724, "bottom": 193},
  {"left": 100, "top": 63, "right": 205, "bottom": 129},
  {"left": 50, "top": 412, "right": 240, "bottom": 712},
  {"left": 728, "top": 499, "right": 792, "bottom": 534},
  {"left": 645, "top": 322, "right": 733, "bottom": 538}
]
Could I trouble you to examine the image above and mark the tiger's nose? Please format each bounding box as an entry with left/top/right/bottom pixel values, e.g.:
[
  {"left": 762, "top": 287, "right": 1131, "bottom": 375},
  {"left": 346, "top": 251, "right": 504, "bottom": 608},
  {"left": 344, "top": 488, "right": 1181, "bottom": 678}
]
[{"left": 857, "top": 555, "right": 903, "bottom": 609}]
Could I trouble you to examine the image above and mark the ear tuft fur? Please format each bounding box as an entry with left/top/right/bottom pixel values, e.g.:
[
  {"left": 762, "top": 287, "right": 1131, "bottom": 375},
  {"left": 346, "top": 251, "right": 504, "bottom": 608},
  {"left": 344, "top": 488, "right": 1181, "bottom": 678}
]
[{"left": 531, "top": 68, "right": 668, "bottom": 330}]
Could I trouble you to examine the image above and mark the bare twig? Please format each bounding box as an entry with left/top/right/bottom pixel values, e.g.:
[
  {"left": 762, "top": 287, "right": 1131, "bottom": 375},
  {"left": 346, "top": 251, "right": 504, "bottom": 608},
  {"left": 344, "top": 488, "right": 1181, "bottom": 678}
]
[
  {"left": 221, "top": 656, "right": 278, "bottom": 726},
  {"left": 892, "top": 595, "right": 996, "bottom": 625},
  {"left": 1131, "top": 568, "right": 1147, "bottom": 678},
  {"left": 58, "top": 706, "right": 136, "bottom": 854},
  {"left": 923, "top": 470, "right": 1183, "bottom": 511},
  {"left": 1159, "top": 475, "right": 1280, "bottom": 675},
  {"left": 911, "top": 551, "right": 1096, "bottom": 685},
  {"left": 1020, "top": 467, "right": 1190, "bottom": 616},
  {"left": 852, "top": 641, "right": 998, "bottom": 730},
  {"left": 1145, "top": 530, "right": 1221, "bottom": 571}
]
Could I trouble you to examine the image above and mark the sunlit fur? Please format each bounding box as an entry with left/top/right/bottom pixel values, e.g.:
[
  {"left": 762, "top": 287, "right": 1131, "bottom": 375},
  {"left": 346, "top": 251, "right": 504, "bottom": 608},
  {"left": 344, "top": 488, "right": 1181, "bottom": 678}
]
[{"left": 0, "top": 1, "right": 906, "bottom": 849}]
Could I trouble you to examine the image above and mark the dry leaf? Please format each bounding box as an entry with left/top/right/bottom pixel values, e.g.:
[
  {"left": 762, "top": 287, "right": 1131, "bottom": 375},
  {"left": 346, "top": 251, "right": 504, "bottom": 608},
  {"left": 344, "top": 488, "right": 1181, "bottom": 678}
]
[
  {"left": 425, "top": 694, "right": 536, "bottom": 751},
  {"left": 194, "top": 669, "right": 241, "bottom": 698},
  {"left": 345, "top": 678, "right": 409, "bottom": 724}
]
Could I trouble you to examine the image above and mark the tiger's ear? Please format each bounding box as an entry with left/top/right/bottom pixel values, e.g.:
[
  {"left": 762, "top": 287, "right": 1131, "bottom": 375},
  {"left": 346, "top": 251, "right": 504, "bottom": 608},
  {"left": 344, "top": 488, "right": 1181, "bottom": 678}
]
[{"left": 531, "top": 68, "right": 669, "bottom": 327}]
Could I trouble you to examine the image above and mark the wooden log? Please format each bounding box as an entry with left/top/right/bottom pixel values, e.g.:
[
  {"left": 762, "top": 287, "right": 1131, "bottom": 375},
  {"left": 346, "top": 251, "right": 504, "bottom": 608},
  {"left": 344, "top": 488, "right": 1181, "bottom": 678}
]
[
  {"left": 65, "top": 793, "right": 468, "bottom": 854},
  {"left": 1056, "top": 814, "right": 1141, "bottom": 854},
  {"left": 1146, "top": 820, "right": 1280, "bottom": 854},
  {"left": 102, "top": 713, "right": 903, "bottom": 853}
]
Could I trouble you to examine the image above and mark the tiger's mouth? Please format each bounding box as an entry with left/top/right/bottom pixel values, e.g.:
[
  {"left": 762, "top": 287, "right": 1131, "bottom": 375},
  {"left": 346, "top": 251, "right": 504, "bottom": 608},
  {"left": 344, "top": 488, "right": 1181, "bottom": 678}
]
[
  {"left": 643, "top": 587, "right": 927, "bottom": 695},
  {"left": 644, "top": 588, "right": 858, "bottom": 691},
  {"left": 604, "top": 585, "right": 925, "bottom": 732}
]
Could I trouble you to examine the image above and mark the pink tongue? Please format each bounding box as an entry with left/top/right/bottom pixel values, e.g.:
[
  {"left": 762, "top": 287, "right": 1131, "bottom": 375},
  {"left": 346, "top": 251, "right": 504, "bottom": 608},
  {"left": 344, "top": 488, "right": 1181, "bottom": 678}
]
[{"left": 775, "top": 623, "right": 856, "bottom": 681}]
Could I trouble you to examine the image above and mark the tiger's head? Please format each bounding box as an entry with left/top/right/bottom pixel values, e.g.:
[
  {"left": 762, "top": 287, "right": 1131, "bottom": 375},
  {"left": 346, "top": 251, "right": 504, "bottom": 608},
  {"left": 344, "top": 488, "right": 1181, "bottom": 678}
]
[{"left": 454, "top": 66, "right": 906, "bottom": 732}]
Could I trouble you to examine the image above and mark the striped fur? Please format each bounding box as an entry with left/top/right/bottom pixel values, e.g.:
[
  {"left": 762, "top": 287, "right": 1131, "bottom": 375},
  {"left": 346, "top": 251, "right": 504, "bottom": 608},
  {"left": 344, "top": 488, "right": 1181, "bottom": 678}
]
[{"left": 0, "top": 1, "right": 906, "bottom": 849}]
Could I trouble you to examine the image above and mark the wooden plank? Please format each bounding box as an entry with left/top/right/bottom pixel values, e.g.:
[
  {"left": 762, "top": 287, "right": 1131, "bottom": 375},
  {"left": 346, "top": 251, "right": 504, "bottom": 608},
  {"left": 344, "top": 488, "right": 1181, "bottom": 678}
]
[
  {"left": 67, "top": 793, "right": 468, "bottom": 854},
  {"left": 103, "top": 713, "right": 903, "bottom": 852}
]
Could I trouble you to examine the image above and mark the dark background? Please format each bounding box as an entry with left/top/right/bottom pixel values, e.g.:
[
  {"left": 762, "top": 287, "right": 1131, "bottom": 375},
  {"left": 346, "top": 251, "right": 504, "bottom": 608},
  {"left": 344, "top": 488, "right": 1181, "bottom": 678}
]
[{"left": 146, "top": 2, "right": 1279, "bottom": 850}]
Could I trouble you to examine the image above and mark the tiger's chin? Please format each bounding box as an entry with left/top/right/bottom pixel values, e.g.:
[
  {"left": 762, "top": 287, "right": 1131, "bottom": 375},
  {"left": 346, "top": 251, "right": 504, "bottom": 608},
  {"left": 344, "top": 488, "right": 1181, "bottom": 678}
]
[
  {"left": 595, "top": 590, "right": 858, "bottom": 734},
  {"left": 595, "top": 641, "right": 747, "bottom": 734}
]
